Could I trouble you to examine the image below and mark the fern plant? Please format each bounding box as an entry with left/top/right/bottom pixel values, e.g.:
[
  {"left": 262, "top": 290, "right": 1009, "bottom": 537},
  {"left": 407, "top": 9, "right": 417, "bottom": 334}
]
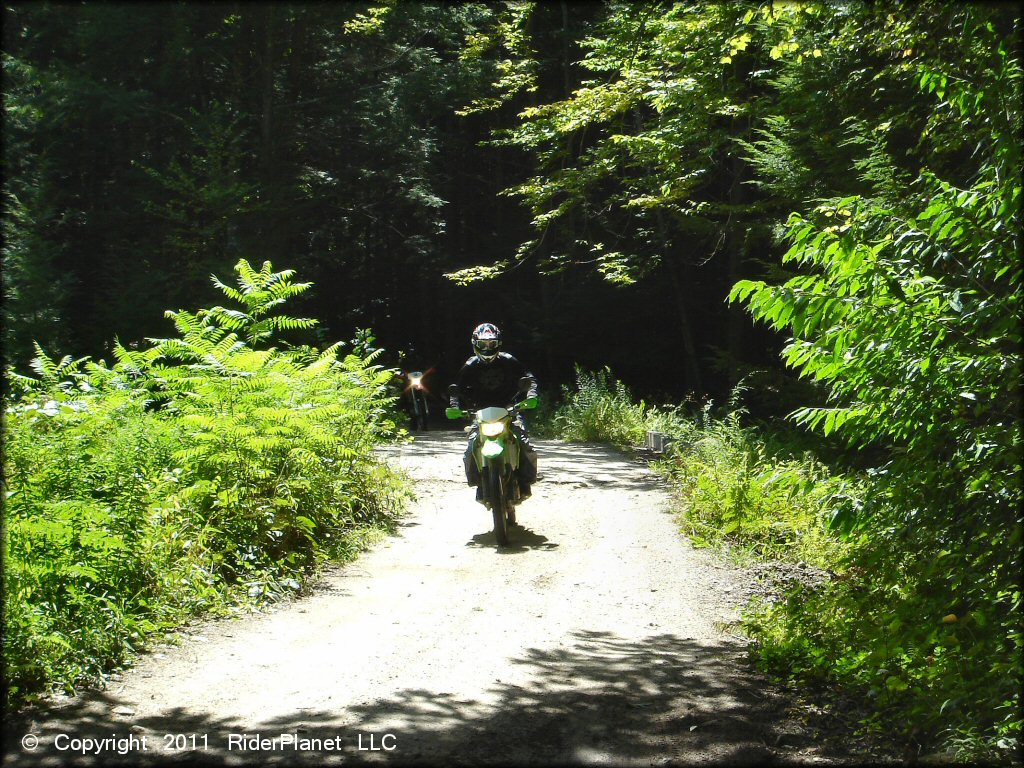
[
  {"left": 206, "top": 260, "right": 317, "bottom": 346},
  {"left": 3, "top": 260, "right": 407, "bottom": 708},
  {"left": 552, "top": 365, "right": 649, "bottom": 446}
]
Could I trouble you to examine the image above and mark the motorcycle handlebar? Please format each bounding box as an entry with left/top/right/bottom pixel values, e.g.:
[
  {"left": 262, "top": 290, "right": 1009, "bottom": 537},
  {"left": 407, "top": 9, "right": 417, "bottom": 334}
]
[{"left": 445, "top": 397, "right": 538, "bottom": 421}]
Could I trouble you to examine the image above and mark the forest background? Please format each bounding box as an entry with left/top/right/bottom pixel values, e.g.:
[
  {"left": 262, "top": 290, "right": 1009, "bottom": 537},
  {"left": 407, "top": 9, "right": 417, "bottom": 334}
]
[
  {"left": 3, "top": 0, "right": 1021, "bottom": 763},
  {"left": 3, "top": 0, "right": 844, "bottom": 400}
]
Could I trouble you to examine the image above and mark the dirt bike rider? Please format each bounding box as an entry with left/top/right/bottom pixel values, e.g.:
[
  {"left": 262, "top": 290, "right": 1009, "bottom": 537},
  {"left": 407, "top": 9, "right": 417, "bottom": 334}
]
[{"left": 450, "top": 323, "right": 539, "bottom": 501}]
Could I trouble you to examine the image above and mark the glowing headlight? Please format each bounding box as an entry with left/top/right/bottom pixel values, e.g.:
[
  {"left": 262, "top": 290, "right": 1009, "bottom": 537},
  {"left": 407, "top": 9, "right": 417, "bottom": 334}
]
[
  {"left": 409, "top": 376, "right": 423, "bottom": 389},
  {"left": 481, "top": 421, "right": 505, "bottom": 437}
]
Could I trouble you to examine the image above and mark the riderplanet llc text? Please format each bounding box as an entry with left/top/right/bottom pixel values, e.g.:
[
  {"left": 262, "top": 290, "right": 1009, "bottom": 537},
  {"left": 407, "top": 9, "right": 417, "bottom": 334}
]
[{"left": 228, "top": 732, "right": 397, "bottom": 752}]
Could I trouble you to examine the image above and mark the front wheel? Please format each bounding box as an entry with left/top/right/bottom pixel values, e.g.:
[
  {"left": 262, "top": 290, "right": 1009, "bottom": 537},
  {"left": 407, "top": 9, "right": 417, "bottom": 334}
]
[
  {"left": 485, "top": 463, "right": 509, "bottom": 546},
  {"left": 411, "top": 392, "right": 429, "bottom": 431}
]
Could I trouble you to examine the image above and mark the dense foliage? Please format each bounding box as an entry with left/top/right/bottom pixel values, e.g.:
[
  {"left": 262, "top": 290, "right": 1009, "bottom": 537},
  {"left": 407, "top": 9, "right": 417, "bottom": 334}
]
[
  {"left": 549, "top": 362, "right": 1018, "bottom": 760},
  {"left": 3, "top": 261, "right": 406, "bottom": 706},
  {"left": 499, "top": 2, "right": 1022, "bottom": 759},
  {"left": 727, "top": 8, "right": 1021, "bottom": 759},
  {"left": 1, "top": 3, "right": 527, "bottom": 378}
]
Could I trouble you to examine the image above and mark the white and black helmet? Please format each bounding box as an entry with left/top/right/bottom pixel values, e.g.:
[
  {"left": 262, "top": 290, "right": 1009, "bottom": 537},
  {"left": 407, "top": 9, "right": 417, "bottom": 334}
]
[{"left": 471, "top": 323, "right": 502, "bottom": 361}]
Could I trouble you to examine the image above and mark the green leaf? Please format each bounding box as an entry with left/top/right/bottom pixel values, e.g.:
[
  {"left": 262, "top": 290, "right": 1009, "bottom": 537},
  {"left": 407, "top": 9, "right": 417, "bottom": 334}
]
[{"left": 886, "top": 676, "right": 909, "bottom": 692}]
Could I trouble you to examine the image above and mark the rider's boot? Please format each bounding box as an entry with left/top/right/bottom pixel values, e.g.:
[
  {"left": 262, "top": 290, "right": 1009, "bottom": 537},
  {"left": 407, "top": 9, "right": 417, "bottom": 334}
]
[{"left": 518, "top": 474, "right": 532, "bottom": 499}]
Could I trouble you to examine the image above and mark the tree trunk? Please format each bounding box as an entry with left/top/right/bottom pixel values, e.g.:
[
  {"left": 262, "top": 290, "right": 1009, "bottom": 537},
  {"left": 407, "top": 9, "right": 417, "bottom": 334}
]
[
  {"left": 259, "top": 4, "right": 275, "bottom": 258},
  {"left": 538, "top": 273, "right": 559, "bottom": 384},
  {"left": 724, "top": 118, "right": 749, "bottom": 389},
  {"left": 725, "top": 166, "right": 745, "bottom": 389},
  {"left": 663, "top": 256, "right": 704, "bottom": 393}
]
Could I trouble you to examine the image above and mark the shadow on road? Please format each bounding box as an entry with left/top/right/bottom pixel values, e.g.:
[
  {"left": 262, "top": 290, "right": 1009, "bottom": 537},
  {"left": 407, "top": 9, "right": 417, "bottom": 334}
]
[
  {"left": 465, "top": 524, "right": 559, "bottom": 552},
  {"left": 326, "top": 629, "right": 791, "bottom": 766},
  {"left": 3, "top": 630, "right": 873, "bottom": 767}
]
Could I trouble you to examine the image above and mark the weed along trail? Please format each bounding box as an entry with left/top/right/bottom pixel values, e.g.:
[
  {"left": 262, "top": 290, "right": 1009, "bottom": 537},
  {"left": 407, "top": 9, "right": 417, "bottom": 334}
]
[{"left": 5, "top": 431, "right": 869, "bottom": 766}]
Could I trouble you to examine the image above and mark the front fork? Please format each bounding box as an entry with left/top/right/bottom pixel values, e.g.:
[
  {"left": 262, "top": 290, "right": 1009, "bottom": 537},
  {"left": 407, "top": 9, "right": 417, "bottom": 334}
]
[{"left": 470, "top": 429, "right": 521, "bottom": 504}]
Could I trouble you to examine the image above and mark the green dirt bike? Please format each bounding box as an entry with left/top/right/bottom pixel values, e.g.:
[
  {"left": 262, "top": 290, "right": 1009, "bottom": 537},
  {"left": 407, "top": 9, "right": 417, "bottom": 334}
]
[{"left": 447, "top": 380, "right": 538, "bottom": 546}]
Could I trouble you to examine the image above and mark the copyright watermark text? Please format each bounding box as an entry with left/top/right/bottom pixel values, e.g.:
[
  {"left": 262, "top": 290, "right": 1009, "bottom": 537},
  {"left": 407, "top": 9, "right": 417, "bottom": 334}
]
[
  {"left": 21, "top": 732, "right": 151, "bottom": 755},
  {"left": 18, "top": 730, "right": 397, "bottom": 756}
]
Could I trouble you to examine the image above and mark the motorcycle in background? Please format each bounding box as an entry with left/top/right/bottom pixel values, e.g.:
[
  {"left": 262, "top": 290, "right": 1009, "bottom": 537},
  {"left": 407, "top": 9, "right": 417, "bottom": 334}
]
[
  {"left": 447, "top": 378, "right": 538, "bottom": 546},
  {"left": 402, "top": 370, "right": 432, "bottom": 431}
]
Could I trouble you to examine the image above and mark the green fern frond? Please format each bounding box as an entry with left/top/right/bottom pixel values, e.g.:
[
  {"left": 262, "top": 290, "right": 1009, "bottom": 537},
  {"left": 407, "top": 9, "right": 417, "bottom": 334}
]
[
  {"left": 24, "top": 343, "right": 90, "bottom": 389},
  {"left": 268, "top": 316, "right": 317, "bottom": 331},
  {"left": 210, "top": 276, "right": 246, "bottom": 304},
  {"left": 206, "top": 307, "right": 251, "bottom": 331},
  {"left": 6, "top": 367, "right": 43, "bottom": 391},
  {"left": 210, "top": 333, "right": 244, "bottom": 361},
  {"left": 182, "top": 413, "right": 220, "bottom": 430},
  {"left": 250, "top": 436, "right": 289, "bottom": 453}
]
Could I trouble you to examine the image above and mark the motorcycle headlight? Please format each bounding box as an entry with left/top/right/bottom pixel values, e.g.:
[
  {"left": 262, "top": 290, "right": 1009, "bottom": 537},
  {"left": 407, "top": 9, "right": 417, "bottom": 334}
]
[{"left": 481, "top": 421, "right": 505, "bottom": 437}]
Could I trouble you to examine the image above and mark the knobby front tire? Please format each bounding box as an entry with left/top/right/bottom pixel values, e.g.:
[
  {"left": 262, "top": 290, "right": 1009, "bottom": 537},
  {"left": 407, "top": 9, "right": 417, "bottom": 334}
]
[
  {"left": 412, "top": 393, "right": 429, "bottom": 431},
  {"left": 487, "top": 463, "right": 509, "bottom": 546}
]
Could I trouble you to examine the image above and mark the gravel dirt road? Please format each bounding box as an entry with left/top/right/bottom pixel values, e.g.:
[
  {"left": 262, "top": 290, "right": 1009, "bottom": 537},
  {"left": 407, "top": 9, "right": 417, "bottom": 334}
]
[{"left": 3, "top": 431, "right": 884, "bottom": 767}]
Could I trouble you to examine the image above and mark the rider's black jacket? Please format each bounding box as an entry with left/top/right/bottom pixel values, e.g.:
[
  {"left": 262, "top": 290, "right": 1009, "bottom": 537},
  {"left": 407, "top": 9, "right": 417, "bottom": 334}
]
[{"left": 451, "top": 352, "right": 538, "bottom": 411}]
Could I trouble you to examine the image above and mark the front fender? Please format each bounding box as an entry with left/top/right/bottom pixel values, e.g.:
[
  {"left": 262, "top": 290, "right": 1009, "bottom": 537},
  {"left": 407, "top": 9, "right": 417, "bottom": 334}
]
[
  {"left": 481, "top": 437, "right": 504, "bottom": 459},
  {"left": 474, "top": 435, "right": 521, "bottom": 471}
]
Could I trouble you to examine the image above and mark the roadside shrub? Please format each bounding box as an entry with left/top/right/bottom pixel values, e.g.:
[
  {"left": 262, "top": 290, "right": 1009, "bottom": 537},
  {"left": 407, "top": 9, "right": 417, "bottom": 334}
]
[
  {"left": 550, "top": 367, "right": 855, "bottom": 566},
  {"left": 2, "top": 260, "right": 408, "bottom": 707},
  {"left": 551, "top": 365, "right": 649, "bottom": 446},
  {"left": 660, "top": 405, "right": 861, "bottom": 567},
  {"left": 4, "top": 370, "right": 179, "bottom": 698},
  {"left": 724, "top": 12, "right": 1024, "bottom": 752},
  {"left": 730, "top": 55, "right": 1022, "bottom": 757}
]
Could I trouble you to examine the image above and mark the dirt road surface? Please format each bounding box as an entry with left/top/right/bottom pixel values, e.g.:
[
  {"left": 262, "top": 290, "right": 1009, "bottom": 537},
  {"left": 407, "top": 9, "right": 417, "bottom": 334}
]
[{"left": 4, "top": 432, "right": 880, "bottom": 767}]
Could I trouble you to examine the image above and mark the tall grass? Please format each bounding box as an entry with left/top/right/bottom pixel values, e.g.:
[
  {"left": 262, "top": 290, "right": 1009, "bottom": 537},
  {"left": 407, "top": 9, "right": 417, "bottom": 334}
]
[
  {"left": 2, "top": 261, "right": 409, "bottom": 707},
  {"left": 548, "top": 366, "right": 650, "bottom": 445},
  {"left": 546, "top": 366, "right": 857, "bottom": 565}
]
